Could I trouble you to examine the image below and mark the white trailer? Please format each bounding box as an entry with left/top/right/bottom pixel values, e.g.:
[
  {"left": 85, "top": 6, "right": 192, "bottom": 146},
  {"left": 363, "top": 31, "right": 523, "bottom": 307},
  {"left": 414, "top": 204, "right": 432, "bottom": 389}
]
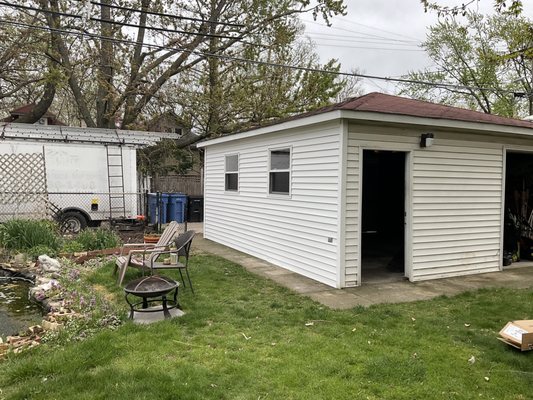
[{"left": 0, "top": 123, "right": 177, "bottom": 231}]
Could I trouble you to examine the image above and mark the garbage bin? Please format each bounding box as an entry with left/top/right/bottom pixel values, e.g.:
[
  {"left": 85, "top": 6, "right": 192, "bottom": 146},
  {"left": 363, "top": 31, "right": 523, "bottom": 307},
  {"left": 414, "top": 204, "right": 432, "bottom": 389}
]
[
  {"left": 148, "top": 193, "right": 158, "bottom": 224},
  {"left": 148, "top": 193, "right": 169, "bottom": 224},
  {"left": 160, "top": 193, "right": 170, "bottom": 224},
  {"left": 187, "top": 195, "right": 204, "bottom": 222},
  {"left": 167, "top": 193, "right": 187, "bottom": 223}
]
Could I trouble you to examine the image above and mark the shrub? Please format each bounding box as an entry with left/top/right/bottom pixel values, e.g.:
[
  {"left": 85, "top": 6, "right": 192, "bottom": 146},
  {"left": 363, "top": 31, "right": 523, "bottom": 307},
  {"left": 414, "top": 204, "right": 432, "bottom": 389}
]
[
  {"left": 27, "top": 245, "right": 58, "bottom": 258},
  {"left": 61, "top": 240, "right": 85, "bottom": 254},
  {"left": 75, "top": 228, "right": 121, "bottom": 251},
  {"left": 0, "top": 219, "right": 60, "bottom": 252}
]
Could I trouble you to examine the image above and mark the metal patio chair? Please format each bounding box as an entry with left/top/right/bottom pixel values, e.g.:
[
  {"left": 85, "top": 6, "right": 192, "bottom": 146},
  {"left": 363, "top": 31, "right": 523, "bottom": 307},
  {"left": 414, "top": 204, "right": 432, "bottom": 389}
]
[
  {"left": 114, "top": 221, "right": 181, "bottom": 286},
  {"left": 147, "top": 230, "right": 196, "bottom": 293}
]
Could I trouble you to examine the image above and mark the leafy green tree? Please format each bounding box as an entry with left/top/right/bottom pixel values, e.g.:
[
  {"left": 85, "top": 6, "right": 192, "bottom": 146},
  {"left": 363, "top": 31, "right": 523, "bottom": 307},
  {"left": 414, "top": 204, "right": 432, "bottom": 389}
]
[
  {"left": 420, "top": 0, "right": 523, "bottom": 16},
  {"left": 400, "top": 11, "right": 533, "bottom": 117},
  {"left": 1, "top": 0, "right": 346, "bottom": 131}
]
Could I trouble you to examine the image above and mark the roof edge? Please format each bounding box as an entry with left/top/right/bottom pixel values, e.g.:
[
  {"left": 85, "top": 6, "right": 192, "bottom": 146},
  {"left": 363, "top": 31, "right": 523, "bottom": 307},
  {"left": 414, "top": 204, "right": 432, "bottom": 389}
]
[
  {"left": 196, "top": 110, "right": 343, "bottom": 147},
  {"left": 339, "top": 110, "right": 533, "bottom": 137}
]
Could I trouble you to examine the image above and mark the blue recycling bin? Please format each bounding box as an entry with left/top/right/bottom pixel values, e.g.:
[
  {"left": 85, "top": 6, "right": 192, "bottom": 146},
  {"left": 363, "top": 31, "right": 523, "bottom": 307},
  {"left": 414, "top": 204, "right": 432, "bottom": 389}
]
[
  {"left": 160, "top": 193, "right": 169, "bottom": 224},
  {"left": 167, "top": 193, "right": 187, "bottom": 223},
  {"left": 148, "top": 193, "right": 169, "bottom": 224},
  {"left": 148, "top": 193, "right": 157, "bottom": 223}
]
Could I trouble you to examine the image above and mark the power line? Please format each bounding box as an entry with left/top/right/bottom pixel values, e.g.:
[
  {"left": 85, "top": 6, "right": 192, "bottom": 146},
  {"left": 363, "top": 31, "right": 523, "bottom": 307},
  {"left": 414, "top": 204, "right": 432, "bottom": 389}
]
[
  {"left": 0, "top": 1, "right": 82, "bottom": 19},
  {"left": 332, "top": 16, "right": 423, "bottom": 42},
  {"left": 0, "top": 18, "right": 522, "bottom": 96},
  {"left": 0, "top": 2, "right": 240, "bottom": 40},
  {"left": 90, "top": 16, "right": 238, "bottom": 40},
  {"left": 302, "top": 31, "right": 420, "bottom": 44},
  {"left": 312, "top": 42, "right": 425, "bottom": 51},
  {"left": 303, "top": 19, "right": 419, "bottom": 44},
  {"left": 306, "top": 36, "right": 422, "bottom": 47},
  {"left": 88, "top": 0, "right": 245, "bottom": 28}
]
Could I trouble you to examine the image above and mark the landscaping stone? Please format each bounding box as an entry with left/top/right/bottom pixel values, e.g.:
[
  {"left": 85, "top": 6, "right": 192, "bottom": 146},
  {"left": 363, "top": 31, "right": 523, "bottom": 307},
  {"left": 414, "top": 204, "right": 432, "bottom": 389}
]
[
  {"left": 38, "top": 255, "right": 61, "bottom": 272},
  {"left": 0, "top": 257, "right": 85, "bottom": 358}
]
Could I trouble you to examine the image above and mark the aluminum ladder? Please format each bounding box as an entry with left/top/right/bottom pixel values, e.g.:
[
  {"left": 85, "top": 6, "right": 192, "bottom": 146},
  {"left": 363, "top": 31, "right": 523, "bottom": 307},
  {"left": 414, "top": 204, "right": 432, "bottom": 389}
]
[{"left": 106, "top": 145, "right": 126, "bottom": 219}]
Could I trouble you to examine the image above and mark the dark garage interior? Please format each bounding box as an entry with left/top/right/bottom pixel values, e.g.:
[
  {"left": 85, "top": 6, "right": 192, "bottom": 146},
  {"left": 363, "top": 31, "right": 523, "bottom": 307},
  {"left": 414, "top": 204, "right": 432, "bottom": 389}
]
[
  {"left": 361, "top": 150, "right": 406, "bottom": 283},
  {"left": 504, "top": 152, "right": 533, "bottom": 266}
]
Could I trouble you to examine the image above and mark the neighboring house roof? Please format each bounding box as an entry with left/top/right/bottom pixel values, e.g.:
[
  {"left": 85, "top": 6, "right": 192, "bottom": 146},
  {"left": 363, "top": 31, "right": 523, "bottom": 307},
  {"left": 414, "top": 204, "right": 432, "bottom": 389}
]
[
  {"left": 2, "top": 104, "right": 66, "bottom": 125},
  {"left": 198, "top": 92, "right": 533, "bottom": 148}
]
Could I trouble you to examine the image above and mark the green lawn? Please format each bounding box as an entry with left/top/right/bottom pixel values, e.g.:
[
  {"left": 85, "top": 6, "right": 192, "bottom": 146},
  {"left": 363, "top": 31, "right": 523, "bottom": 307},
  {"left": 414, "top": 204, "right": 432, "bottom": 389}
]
[{"left": 1, "top": 254, "right": 532, "bottom": 399}]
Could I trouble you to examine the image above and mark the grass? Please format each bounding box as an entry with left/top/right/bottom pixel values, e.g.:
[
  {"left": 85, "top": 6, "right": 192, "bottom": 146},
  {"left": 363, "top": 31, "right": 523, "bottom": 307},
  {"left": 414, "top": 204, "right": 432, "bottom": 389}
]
[{"left": 1, "top": 253, "right": 532, "bottom": 399}]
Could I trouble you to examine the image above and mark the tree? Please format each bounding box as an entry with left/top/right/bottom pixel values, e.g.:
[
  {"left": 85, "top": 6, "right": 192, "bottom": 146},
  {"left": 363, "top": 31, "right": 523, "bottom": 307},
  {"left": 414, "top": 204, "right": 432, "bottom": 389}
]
[
  {"left": 0, "top": 11, "right": 50, "bottom": 118},
  {"left": 400, "top": 11, "right": 533, "bottom": 117},
  {"left": 420, "top": 0, "right": 523, "bottom": 16},
  {"left": 0, "top": 0, "right": 346, "bottom": 130}
]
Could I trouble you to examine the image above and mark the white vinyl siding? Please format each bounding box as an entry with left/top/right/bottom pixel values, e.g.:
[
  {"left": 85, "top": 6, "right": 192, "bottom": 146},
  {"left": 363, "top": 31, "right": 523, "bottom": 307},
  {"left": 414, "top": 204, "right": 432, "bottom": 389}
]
[
  {"left": 344, "top": 138, "right": 360, "bottom": 287},
  {"left": 204, "top": 122, "right": 342, "bottom": 287},
  {"left": 346, "top": 124, "right": 505, "bottom": 284},
  {"left": 411, "top": 143, "right": 503, "bottom": 279}
]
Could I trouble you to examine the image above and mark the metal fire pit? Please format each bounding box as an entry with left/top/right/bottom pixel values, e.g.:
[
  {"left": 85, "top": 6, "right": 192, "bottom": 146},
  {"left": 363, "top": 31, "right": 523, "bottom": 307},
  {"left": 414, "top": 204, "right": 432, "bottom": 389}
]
[{"left": 124, "top": 275, "right": 179, "bottom": 319}]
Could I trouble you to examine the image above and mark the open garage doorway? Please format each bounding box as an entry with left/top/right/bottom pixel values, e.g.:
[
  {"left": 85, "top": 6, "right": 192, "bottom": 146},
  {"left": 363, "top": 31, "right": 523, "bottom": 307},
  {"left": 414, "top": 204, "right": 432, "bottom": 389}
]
[
  {"left": 361, "top": 150, "right": 406, "bottom": 283},
  {"left": 504, "top": 151, "right": 533, "bottom": 267}
]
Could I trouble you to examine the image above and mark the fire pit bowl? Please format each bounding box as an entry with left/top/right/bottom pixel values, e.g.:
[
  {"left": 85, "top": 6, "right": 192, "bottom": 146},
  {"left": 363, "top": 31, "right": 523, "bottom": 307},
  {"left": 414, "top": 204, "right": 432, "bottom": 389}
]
[{"left": 124, "top": 275, "right": 179, "bottom": 319}]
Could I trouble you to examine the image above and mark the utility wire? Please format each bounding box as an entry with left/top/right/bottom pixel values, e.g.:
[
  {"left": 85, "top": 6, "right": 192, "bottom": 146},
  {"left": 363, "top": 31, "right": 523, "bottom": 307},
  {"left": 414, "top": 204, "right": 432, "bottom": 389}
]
[
  {"left": 302, "top": 31, "right": 420, "bottom": 44},
  {"left": 312, "top": 42, "right": 425, "bottom": 51},
  {"left": 0, "top": 1, "right": 82, "bottom": 19},
  {"left": 90, "top": 16, "right": 238, "bottom": 40},
  {"left": 0, "top": 18, "right": 524, "bottom": 96},
  {"left": 88, "top": 0, "right": 245, "bottom": 28},
  {"left": 303, "top": 19, "right": 419, "bottom": 44},
  {"left": 1, "top": 2, "right": 240, "bottom": 40},
  {"left": 306, "top": 36, "right": 422, "bottom": 47},
  {"left": 331, "top": 16, "right": 423, "bottom": 42}
]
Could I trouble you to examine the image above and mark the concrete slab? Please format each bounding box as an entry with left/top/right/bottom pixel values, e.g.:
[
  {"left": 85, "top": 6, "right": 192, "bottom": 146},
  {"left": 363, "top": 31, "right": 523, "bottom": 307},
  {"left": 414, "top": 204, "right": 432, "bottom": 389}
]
[
  {"left": 132, "top": 306, "right": 185, "bottom": 324},
  {"left": 192, "top": 229, "right": 533, "bottom": 310}
]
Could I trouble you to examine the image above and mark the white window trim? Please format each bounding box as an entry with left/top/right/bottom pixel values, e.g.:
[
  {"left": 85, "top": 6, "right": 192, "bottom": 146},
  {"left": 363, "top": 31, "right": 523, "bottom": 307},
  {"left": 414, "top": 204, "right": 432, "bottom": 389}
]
[
  {"left": 268, "top": 146, "right": 292, "bottom": 197},
  {"left": 225, "top": 153, "right": 239, "bottom": 193}
]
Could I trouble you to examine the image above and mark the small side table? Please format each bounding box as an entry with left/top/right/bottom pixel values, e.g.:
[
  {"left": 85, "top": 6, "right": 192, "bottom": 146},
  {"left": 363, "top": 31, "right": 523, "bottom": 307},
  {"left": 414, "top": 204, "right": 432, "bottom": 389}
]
[{"left": 124, "top": 275, "right": 180, "bottom": 319}]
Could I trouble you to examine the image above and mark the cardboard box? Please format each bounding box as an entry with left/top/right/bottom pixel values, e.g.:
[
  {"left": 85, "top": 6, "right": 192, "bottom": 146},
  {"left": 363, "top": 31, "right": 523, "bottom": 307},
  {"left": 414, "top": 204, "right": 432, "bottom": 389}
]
[{"left": 498, "top": 320, "right": 533, "bottom": 351}]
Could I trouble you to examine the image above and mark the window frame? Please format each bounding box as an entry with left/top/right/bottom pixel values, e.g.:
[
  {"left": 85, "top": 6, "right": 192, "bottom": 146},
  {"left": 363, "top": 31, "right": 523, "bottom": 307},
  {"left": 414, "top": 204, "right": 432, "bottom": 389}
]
[
  {"left": 268, "top": 146, "right": 292, "bottom": 197},
  {"left": 224, "top": 153, "right": 239, "bottom": 193}
]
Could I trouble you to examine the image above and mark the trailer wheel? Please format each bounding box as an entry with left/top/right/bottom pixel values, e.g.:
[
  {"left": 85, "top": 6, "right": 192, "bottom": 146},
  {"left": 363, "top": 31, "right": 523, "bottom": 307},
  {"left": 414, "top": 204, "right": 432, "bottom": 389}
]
[{"left": 60, "top": 211, "right": 87, "bottom": 234}]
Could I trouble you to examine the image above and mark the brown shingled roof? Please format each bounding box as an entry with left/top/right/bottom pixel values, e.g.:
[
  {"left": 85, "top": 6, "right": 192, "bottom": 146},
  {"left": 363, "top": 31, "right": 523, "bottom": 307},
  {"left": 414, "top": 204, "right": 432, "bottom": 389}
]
[
  {"left": 334, "top": 92, "right": 533, "bottom": 129},
  {"left": 3, "top": 104, "right": 65, "bottom": 125}
]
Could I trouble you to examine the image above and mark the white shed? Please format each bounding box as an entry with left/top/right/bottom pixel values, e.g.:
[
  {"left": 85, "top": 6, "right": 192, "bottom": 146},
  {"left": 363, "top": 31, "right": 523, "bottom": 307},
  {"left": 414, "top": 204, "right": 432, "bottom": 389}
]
[{"left": 197, "top": 93, "right": 533, "bottom": 288}]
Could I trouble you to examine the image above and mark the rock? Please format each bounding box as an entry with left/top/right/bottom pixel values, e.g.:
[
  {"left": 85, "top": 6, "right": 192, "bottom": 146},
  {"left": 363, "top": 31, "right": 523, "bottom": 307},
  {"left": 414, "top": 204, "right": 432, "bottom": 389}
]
[
  {"left": 12, "top": 253, "right": 26, "bottom": 265},
  {"left": 37, "top": 277, "right": 52, "bottom": 285},
  {"left": 28, "top": 325, "right": 44, "bottom": 334},
  {"left": 42, "top": 319, "right": 62, "bottom": 331},
  {"left": 38, "top": 255, "right": 61, "bottom": 272},
  {"left": 39, "top": 279, "right": 58, "bottom": 292}
]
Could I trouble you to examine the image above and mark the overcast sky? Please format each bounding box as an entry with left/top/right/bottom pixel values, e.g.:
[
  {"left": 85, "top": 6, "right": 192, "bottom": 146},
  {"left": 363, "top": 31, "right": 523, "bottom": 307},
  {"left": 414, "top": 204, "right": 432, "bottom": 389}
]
[{"left": 302, "top": 0, "right": 532, "bottom": 94}]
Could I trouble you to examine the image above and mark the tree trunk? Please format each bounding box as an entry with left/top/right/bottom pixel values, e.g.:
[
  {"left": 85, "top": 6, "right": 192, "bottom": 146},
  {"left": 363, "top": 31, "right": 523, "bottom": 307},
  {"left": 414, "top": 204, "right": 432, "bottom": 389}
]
[
  {"left": 123, "top": 0, "right": 150, "bottom": 128},
  {"left": 15, "top": 81, "right": 56, "bottom": 124},
  {"left": 96, "top": 0, "right": 115, "bottom": 128},
  {"left": 207, "top": 0, "right": 221, "bottom": 137}
]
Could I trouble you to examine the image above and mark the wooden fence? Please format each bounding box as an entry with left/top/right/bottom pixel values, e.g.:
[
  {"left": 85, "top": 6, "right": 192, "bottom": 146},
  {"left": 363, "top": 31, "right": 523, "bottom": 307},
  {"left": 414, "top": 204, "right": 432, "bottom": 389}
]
[{"left": 152, "top": 173, "right": 203, "bottom": 195}]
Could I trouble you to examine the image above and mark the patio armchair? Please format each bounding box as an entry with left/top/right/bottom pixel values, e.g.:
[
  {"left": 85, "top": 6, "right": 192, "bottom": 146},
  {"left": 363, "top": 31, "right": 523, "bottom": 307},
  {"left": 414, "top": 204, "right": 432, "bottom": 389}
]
[
  {"left": 146, "top": 230, "right": 196, "bottom": 293},
  {"left": 115, "top": 221, "right": 180, "bottom": 286}
]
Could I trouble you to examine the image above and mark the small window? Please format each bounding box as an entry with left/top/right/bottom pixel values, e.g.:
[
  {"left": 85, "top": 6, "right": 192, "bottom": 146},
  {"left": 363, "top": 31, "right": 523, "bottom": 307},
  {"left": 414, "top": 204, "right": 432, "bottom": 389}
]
[
  {"left": 269, "top": 148, "right": 290, "bottom": 194},
  {"left": 225, "top": 154, "right": 238, "bottom": 191}
]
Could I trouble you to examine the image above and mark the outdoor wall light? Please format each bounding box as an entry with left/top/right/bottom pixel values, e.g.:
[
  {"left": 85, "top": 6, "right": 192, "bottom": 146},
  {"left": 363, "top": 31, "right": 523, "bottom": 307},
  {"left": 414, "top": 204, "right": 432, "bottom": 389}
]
[{"left": 420, "top": 133, "right": 434, "bottom": 148}]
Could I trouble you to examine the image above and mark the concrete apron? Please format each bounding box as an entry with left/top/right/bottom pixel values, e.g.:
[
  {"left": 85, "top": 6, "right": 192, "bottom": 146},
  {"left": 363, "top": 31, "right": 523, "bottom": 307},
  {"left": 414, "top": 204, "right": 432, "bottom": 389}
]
[{"left": 192, "top": 234, "right": 533, "bottom": 310}]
